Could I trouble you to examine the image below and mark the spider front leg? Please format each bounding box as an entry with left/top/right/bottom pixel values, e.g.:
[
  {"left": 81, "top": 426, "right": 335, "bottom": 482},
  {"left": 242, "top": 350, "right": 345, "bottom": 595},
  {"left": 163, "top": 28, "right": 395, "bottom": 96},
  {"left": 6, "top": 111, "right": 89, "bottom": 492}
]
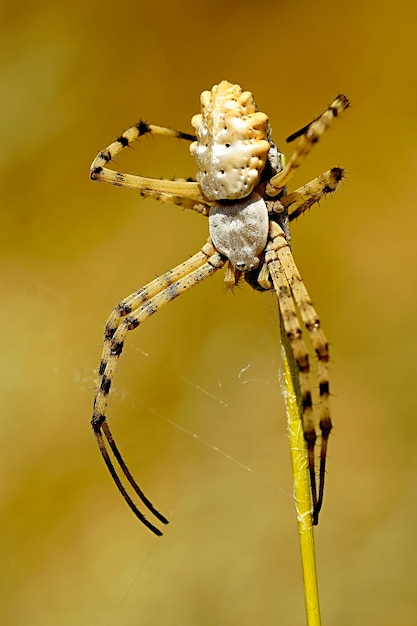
[
  {"left": 92, "top": 240, "right": 225, "bottom": 535},
  {"left": 275, "top": 240, "right": 331, "bottom": 523},
  {"left": 264, "top": 222, "right": 331, "bottom": 524}
]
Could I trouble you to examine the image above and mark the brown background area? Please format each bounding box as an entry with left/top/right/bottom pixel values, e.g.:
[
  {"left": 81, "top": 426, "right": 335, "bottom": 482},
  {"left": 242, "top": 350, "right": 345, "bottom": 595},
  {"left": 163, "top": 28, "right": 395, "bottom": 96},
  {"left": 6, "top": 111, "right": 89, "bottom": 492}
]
[{"left": 2, "top": 1, "right": 417, "bottom": 624}]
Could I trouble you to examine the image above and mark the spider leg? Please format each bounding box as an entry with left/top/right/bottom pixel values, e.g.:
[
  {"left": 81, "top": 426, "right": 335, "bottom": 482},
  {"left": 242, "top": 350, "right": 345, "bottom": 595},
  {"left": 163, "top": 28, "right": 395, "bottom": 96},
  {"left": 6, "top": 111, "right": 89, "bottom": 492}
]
[
  {"left": 90, "top": 122, "right": 209, "bottom": 209},
  {"left": 93, "top": 421, "right": 166, "bottom": 534},
  {"left": 264, "top": 223, "right": 318, "bottom": 516},
  {"left": 266, "top": 95, "right": 349, "bottom": 197},
  {"left": 92, "top": 240, "right": 225, "bottom": 535},
  {"left": 281, "top": 167, "right": 345, "bottom": 222},
  {"left": 273, "top": 228, "right": 331, "bottom": 524}
]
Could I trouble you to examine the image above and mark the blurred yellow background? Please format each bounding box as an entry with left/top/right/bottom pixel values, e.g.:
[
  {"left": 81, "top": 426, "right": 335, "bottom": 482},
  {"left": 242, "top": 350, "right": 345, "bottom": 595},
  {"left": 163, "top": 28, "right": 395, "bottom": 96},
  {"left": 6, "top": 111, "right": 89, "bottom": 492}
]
[{"left": 2, "top": 1, "right": 417, "bottom": 624}]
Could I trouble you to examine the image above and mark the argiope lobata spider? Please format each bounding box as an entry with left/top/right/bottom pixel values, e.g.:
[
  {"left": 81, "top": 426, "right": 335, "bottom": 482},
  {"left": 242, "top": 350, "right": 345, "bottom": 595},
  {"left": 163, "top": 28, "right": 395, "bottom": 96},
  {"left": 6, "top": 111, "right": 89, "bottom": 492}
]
[{"left": 90, "top": 81, "right": 349, "bottom": 536}]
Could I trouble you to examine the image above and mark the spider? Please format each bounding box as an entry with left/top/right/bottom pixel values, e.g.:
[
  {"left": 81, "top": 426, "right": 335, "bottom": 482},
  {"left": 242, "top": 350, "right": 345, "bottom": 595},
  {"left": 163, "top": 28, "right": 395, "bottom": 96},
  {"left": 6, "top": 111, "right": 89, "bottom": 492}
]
[{"left": 90, "top": 81, "right": 349, "bottom": 536}]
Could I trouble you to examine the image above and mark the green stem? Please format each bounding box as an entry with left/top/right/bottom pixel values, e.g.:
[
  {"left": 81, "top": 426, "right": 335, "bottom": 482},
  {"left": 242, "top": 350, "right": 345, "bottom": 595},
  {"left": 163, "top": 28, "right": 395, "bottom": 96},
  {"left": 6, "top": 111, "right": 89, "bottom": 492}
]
[{"left": 281, "top": 335, "right": 321, "bottom": 626}]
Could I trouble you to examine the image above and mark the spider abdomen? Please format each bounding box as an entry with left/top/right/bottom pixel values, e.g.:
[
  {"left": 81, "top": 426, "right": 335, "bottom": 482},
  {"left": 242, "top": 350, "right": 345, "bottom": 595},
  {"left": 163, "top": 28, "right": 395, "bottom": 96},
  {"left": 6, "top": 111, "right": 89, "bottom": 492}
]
[
  {"left": 209, "top": 192, "right": 269, "bottom": 271},
  {"left": 190, "top": 81, "right": 270, "bottom": 201}
]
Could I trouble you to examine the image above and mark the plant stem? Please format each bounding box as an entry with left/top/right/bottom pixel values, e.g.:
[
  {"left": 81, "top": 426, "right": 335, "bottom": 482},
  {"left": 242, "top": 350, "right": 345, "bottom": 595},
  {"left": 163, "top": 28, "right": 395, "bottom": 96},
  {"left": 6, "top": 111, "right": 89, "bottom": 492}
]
[{"left": 281, "top": 336, "right": 322, "bottom": 626}]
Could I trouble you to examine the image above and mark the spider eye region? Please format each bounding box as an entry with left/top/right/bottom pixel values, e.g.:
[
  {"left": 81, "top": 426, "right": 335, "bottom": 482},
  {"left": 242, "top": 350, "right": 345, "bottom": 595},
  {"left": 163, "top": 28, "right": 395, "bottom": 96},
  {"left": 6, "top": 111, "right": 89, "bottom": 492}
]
[{"left": 208, "top": 192, "right": 269, "bottom": 271}]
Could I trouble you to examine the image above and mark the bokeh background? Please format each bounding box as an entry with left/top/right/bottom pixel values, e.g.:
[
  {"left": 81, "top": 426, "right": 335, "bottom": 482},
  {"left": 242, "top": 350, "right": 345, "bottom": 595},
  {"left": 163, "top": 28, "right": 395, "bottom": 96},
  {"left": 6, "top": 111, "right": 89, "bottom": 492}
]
[{"left": 2, "top": 1, "right": 417, "bottom": 624}]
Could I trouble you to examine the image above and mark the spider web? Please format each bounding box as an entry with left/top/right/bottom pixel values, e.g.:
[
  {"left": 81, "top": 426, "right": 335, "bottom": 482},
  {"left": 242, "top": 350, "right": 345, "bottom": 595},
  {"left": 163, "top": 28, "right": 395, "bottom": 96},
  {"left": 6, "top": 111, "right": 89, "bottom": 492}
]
[{"left": 3, "top": 258, "right": 294, "bottom": 626}]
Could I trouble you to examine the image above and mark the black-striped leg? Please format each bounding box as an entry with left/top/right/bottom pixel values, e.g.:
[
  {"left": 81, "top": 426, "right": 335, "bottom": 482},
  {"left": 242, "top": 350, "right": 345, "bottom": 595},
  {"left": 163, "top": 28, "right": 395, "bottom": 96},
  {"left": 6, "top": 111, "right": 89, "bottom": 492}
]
[
  {"left": 264, "top": 222, "right": 332, "bottom": 524},
  {"left": 90, "top": 121, "right": 208, "bottom": 209},
  {"left": 266, "top": 95, "right": 349, "bottom": 197},
  {"left": 92, "top": 240, "right": 225, "bottom": 535}
]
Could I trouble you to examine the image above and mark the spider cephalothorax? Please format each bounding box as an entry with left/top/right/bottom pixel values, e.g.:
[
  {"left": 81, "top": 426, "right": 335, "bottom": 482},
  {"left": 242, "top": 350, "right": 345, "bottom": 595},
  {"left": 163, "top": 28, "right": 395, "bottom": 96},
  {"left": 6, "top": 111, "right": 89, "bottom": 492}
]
[{"left": 90, "top": 81, "right": 349, "bottom": 535}]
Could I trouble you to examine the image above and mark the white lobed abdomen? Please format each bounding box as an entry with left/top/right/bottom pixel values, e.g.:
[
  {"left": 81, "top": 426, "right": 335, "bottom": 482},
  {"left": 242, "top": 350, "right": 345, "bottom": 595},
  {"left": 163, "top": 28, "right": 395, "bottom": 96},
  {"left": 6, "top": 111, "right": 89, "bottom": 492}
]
[{"left": 190, "top": 81, "right": 271, "bottom": 201}]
